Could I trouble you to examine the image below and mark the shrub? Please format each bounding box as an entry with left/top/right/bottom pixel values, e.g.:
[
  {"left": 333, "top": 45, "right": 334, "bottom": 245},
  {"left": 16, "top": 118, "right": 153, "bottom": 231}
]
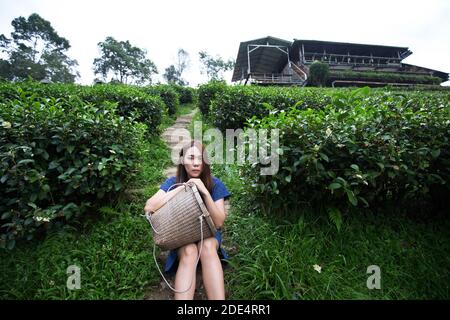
[
  {"left": 78, "top": 84, "right": 165, "bottom": 132},
  {"left": 210, "top": 85, "right": 332, "bottom": 131},
  {"left": 0, "top": 94, "right": 146, "bottom": 249},
  {"left": 242, "top": 87, "right": 450, "bottom": 214},
  {"left": 197, "top": 80, "right": 227, "bottom": 117},
  {"left": 0, "top": 81, "right": 165, "bottom": 133},
  {"left": 329, "top": 70, "right": 442, "bottom": 85},
  {"left": 170, "top": 84, "right": 196, "bottom": 104},
  {"left": 142, "top": 84, "right": 180, "bottom": 116},
  {"left": 309, "top": 61, "right": 329, "bottom": 87}
]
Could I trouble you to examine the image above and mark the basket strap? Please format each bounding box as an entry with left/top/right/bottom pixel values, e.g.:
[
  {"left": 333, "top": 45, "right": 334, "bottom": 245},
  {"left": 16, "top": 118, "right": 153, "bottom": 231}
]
[
  {"left": 190, "top": 184, "right": 217, "bottom": 236},
  {"left": 145, "top": 182, "right": 187, "bottom": 235},
  {"left": 150, "top": 215, "right": 205, "bottom": 294},
  {"left": 145, "top": 211, "right": 161, "bottom": 235}
]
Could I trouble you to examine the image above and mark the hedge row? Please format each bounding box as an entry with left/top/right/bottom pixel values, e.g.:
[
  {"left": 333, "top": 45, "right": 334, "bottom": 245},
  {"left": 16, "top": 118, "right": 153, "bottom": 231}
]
[
  {"left": 141, "top": 84, "right": 180, "bottom": 116},
  {"left": 0, "top": 93, "right": 146, "bottom": 249},
  {"left": 200, "top": 84, "right": 448, "bottom": 132},
  {"left": 170, "top": 84, "right": 196, "bottom": 104},
  {"left": 209, "top": 85, "right": 332, "bottom": 131},
  {"left": 0, "top": 82, "right": 169, "bottom": 132},
  {"left": 329, "top": 70, "right": 442, "bottom": 85},
  {"left": 197, "top": 80, "right": 227, "bottom": 117}
]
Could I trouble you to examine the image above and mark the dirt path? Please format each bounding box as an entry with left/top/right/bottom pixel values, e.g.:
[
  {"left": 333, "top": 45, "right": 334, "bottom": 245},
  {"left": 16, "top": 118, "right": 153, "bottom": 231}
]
[{"left": 144, "top": 109, "right": 208, "bottom": 300}]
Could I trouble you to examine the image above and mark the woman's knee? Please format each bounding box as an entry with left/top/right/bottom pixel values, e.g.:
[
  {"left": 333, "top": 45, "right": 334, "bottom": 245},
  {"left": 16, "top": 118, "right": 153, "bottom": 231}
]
[
  {"left": 199, "top": 237, "right": 219, "bottom": 259},
  {"left": 178, "top": 243, "right": 198, "bottom": 264}
]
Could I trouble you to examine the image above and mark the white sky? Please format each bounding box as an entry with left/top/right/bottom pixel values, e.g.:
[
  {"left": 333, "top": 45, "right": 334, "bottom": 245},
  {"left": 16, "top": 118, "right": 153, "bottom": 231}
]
[{"left": 0, "top": 0, "right": 449, "bottom": 86}]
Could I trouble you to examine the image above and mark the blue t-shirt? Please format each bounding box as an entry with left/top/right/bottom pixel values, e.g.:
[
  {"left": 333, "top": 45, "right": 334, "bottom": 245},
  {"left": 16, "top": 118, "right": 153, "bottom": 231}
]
[{"left": 159, "top": 176, "right": 231, "bottom": 202}]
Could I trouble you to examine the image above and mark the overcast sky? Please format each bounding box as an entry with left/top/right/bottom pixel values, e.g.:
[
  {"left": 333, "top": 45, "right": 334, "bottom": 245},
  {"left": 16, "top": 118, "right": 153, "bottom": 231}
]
[{"left": 1, "top": 0, "right": 449, "bottom": 86}]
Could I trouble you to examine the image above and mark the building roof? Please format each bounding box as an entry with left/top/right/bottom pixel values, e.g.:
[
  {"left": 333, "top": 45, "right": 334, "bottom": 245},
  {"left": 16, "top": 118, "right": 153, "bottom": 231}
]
[
  {"left": 292, "top": 39, "right": 412, "bottom": 59},
  {"left": 232, "top": 36, "right": 292, "bottom": 82}
]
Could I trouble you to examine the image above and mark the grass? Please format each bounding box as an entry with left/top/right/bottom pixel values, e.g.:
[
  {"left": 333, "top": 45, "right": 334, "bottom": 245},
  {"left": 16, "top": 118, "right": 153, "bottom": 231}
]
[
  {"left": 0, "top": 113, "right": 175, "bottom": 299},
  {"left": 0, "top": 208, "right": 158, "bottom": 299},
  {"left": 194, "top": 110, "right": 450, "bottom": 300},
  {"left": 211, "top": 163, "right": 450, "bottom": 300}
]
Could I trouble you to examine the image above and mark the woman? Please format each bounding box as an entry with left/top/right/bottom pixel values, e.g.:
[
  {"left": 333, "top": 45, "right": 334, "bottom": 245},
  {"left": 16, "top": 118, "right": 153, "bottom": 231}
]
[{"left": 144, "top": 140, "right": 231, "bottom": 300}]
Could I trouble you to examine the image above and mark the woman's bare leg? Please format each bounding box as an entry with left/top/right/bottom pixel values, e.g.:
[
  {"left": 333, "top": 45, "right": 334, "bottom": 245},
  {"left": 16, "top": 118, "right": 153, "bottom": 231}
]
[
  {"left": 174, "top": 243, "right": 198, "bottom": 300},
  {"left": 198, "top": 237, "right": 225, "bottom": 300}
]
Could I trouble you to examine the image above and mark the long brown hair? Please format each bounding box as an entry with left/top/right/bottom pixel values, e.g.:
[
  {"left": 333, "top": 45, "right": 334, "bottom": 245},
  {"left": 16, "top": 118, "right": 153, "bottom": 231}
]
[{"left": 176, "top": 140, "right": 214, "bottom": 193}]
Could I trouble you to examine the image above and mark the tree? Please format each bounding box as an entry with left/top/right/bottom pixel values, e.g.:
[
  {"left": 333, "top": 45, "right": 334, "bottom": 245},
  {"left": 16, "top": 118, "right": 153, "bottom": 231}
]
[
  {"left": 0, "top": 13, "right": 79, "bottom": 82},
  {"left": 198, "top": 51, "right": 235, "bottom": 81},
  {"left": 163, "top": 48, "right": 190, "bottom": 85},
  {"left": 42, "top": 50, "right": 79, "bottom": 83},
  {"left": 93, "top": 37, "right": 157, "bottom": 85},
  {"left": 163, "top": 65, "right": 181, "bottom": 84},
  {"left": 309, "top": 61, "right": 329, "bottom": 87},
  {"left": 175, "top": 48, "right": 189, "bottom": 85}
]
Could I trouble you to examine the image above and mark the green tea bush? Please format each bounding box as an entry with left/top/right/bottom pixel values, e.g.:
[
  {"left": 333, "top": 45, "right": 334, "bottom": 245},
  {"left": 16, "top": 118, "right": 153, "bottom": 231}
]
[
  {"left": 0, "top": 82, "right": 165, "bottom": 132},
  {"left": 78, "top": 85, "right": 165, "bottom": 132},
  {"left": 0, "top": 94, "right": 146, "bottom": 249},
  {"left": 197, "top": 80, "right": 227, "bottom": 117},
  {"left": 210, "top": 85, "right": 332, "bottom": 131},
  {"left": 330, "top": 70, "right": 442, "bottom": 85},
  {"left": 142, "top": 84, "right": 180, "bottom": 116},
  {"left": 170, "top": 84, "right": 196, "bottom": 104},
  {"left": 309, "top": 61, "right": 329, "bottom": 87},
  {"left": 242, "top": 87, "right": 450, "bottom": 213}
]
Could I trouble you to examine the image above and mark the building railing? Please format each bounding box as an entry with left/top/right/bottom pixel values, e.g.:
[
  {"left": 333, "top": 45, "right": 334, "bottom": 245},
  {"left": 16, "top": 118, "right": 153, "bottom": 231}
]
[
  {"left": 301, "top": 51, "right": 403, "bottom": 68},
  {"left": 249, "top": 73, "right": 304, "bottom": 84}
]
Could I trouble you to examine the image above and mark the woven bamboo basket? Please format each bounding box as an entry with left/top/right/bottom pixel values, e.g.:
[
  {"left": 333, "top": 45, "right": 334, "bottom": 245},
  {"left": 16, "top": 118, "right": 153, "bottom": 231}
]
[{"left": 146, "top": 183, "right": 217, "bottom": 251}]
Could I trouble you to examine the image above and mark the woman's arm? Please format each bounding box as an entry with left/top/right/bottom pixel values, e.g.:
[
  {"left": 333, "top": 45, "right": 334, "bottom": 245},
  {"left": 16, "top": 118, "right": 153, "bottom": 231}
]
[
  {"left": 144, "top": 186, "right": 184, "bottom": 213},
  {"left": 202, "top": 195, "right": 226, "bottom": 229}
]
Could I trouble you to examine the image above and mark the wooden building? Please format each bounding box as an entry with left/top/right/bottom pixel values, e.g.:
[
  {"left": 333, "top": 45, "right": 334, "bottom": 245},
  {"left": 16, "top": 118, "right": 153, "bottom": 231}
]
[{"left": 232, "top": 36, "right": 449, "bottom": 87}]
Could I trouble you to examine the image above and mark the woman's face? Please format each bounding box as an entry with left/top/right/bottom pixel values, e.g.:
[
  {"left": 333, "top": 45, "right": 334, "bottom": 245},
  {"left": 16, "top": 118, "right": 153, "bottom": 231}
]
[{"left": 183, "top": 146, "right": 203, "bottom": 178}]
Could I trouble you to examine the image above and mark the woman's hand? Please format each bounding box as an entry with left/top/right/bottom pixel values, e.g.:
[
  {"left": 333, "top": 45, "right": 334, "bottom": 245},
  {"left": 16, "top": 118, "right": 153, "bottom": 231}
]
[
  {"left": 144, "top": 186, "right": 183, "bottom": 214},
  {"left": 187, "top": 178, "right": 209, "bottom": 196}
]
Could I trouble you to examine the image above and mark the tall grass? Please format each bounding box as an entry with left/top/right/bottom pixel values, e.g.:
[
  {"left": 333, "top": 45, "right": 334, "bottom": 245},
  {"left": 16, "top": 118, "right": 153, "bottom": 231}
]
[{"left": 212, "top": 163, "right": 450, "bottom": 300}]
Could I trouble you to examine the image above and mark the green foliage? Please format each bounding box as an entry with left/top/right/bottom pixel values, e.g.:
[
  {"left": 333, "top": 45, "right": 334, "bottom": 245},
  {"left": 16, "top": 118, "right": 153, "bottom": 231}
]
[
  {"left": 198, "top": 51, "right": 235, "bottom": 81},
  {"left": 42, "top": 51, "right": 79, "bottom": 83},
  {"left": 327, "top": 207, "right": 342, "bottom": 232},
  {"left": 0, "top": 81, "right": 165, "bottom": 132},
  {"left": 0, "top": 119, "right": 171, "bottom": 300},
  {"left": 330, "top": 70, "right": 442, "bottom": 85},
  {"left": 0, "top": 118, "right": 172, "bottom": 299},
  {"left": 93, "top": 36, "right": 158, "bottom": 85},
  {"left": 163, "top": 65, "right": 182, "bottom": 84},
  {"left": 224, "top": 202, "right": 450, "bottom": 299},
  {"left": 243, "top": 87, "right": 450, "bottom": 213},
  {"left": 142, "top": 84, "right": 180, "bottom": 116},
  {"left": 0, "top": 87, "right": 148, "bottom": 249},
  {"left": 197, "top": 80, "right": 228, "bottom": 117},
  {"left": 309, "top": 61, "right": 329, "bottom": 87},
  {"left": 170, "top": 84, "right": 196, "bottom": 104},
  {"left": 209, "top": 85, "right": 331, "bottom": 131},
  {"left": 79, "top": 84, "right": 165, "bottom": 131},
  {"left": 0, "top": 211, "right": 159, "bottom": 299},
  {"left": 200, "top": 112, "right": 450, "bottom": 300},
  {"left": 0, "top": 13, "right": 79, "bottom": 83}
]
